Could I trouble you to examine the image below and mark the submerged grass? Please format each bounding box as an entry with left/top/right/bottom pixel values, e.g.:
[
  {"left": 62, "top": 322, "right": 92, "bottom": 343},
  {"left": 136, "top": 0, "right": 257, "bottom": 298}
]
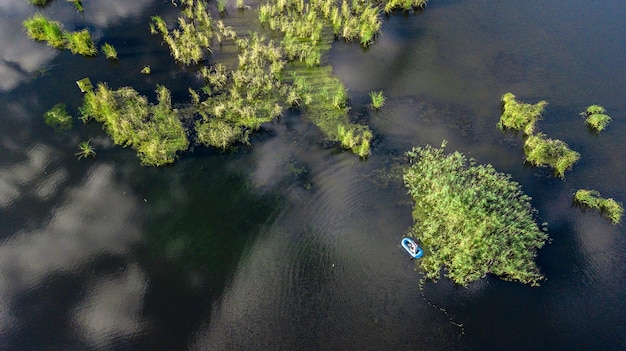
[
  {"left": 44, "top": 103, "right": 73, "bottom": 131},
  {"left": 574, "top": 189, "right": 623, "bottom": 224},
  {"left": 403, "top": 142, "right": 548, "bottom": 286},
  {"left": 524, "top": 133, "right": 580, "bottom": 178}
]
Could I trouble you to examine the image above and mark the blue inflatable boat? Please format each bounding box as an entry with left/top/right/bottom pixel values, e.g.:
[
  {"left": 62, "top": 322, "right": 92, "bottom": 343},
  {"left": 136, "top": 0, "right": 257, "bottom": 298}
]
[{"left": 401, "top": 238, "right": 423, "bottom": 259}]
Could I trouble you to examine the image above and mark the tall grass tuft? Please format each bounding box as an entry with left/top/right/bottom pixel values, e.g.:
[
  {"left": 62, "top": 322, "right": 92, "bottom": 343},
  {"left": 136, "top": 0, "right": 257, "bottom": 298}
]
[
  {"left": 403, "top": 142, "right": 548, "bottom": 286},
  {"left": 574, "top": 189, "right": 623, "bottom": 224},
  {"left": 524, "top": 133, "right": 580, "bottom": 178},
  {"left": 498, "top": 92, "right": 547, "bottom": 135},
  {"left": 101, "top": 43, "right": 118, "bottom": 60},
  {"left": 370, "top": 90, "right": 386, "bottom": 109},
  {"left": 580, "top": 105, "right": 611, "bottom": 133}
]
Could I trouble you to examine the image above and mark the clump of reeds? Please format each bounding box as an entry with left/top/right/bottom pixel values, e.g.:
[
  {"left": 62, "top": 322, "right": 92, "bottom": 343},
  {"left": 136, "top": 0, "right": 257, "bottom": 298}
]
[
  {"left": 44, "top": 103, "right": 73, "bottom": 131},
  {"left": 28, "top": 0, "right": 51, "bottom": 6},
  {"left": 403, "top": 142, "right": 548, "bottom": 286},
  {"left": 150, "top": 0, "right": 213, "bottom": 65},
  {"left": 574, "top": 189, "right": 623, "bottom": 224},
  {"left": 141, "top": 66, "right": 151, "bottom": 74},
  {"left": 524, "top": 133, "right": 580, "bottom": 178},
  {"left": 23, "top": 13, "right": 97, "bottom": 56},
  {"left": 370, "top": 90, "right": 386, "bottom": 109},
  {"left": 101, "top": 43, "right": 118, "bottom": 60},
  {"left": 23, "top": 13, "right": 66, "bottom": 49},
  {"left": 80, "top": 83, "right": 189, "bottom": 166},
  {"left": 65, "top": 29, "right": 97, "bottom": 56},
  {"left": 69, "top": 0, "right": 84, "bottom": 12},
  {"left": 580, "top": 105, "right": 611, "bottom": 133},
  {"left": 498, "top": 92, "right": 547, "bottom": 135}
]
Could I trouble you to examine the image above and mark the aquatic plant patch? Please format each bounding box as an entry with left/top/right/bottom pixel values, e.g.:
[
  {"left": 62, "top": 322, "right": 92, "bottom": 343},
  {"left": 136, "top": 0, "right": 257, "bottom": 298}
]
[
  {"left": 101, "top": 43, "right": 118, "bottom": 60},
  {"left": 23, "top": 14, "right": 97, "bottom": 56},
  {"left": 403, "top": 142, "right": 548, "bottom": 286},
  {"left": 523, "top": 133, "right": 580, "bottom": 178},
  {"left": 580, "top": 105, "right": 611, "bottom": 133},
  {"left": 498, "top": 92, "right": 547, "bottom": 135},
  {"left": 574, "top": 189, "right": 623, "bottom": 224},
  {"left": 80, "top": 84, "right": 189, "bottom": 166}
]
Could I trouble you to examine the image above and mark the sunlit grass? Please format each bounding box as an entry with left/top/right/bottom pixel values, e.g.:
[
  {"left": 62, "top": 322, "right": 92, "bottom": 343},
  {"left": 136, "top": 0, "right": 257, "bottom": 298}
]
[
  {"left": 75, "top": 140, "right": 96, "bottom": 159},
  {"left": 23, "top": 13, "right": 66, "bottom": 49},
  {"left": 66, "top": 29, "right": 97, "bottom": 56},
  {"left": 574, "top": 189, "right": 623, "bottom": 224},
  {"left": 369, "top": 90, "right": 386, "bottom": 109}
]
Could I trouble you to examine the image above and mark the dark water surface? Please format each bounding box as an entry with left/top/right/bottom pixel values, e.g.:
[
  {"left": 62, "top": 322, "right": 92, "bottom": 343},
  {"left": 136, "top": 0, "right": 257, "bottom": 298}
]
[{"left": 1, "top": 0, "right": 624, "bottom": 350}]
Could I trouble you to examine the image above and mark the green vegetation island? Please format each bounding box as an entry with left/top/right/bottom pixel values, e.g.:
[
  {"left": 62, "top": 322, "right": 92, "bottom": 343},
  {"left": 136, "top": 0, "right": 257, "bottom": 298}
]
[
  {"left": 403, "top": 143, "right": 549, "bottom": 286},
  {"left": 574, "top": 189, "right": 623, "bottom": 224}
]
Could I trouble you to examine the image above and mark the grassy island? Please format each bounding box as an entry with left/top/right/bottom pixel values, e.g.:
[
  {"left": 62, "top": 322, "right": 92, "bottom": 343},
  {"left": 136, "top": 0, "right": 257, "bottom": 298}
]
[
  {"left": 524, "top": 133, "right": 580, "bottom": 178},
  {"left": 403, "top": 142, "right": 548, "bottom": 286},
  {"left": 574, "top": 189, "right": 623, "bottom": 224},
  {"left": 580, "top": 105, "right": 611, "bottom": 133},
  {"left": 498, "top": 92, "right": 547, "bottom": 135},
  {"left": 80, "top": 84, "right": 189, "bottom": 166}
]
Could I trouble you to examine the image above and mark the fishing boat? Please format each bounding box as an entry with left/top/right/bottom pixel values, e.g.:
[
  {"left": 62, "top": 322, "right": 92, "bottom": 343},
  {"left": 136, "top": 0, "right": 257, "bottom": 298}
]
[{"left": 401, "top": 237, "right": 423, "bottom": 259}]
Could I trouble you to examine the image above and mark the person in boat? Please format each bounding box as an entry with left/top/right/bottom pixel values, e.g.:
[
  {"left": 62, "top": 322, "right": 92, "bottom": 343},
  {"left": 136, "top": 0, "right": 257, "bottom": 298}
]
[{"left": 407, "top": 241, "right": 416, "bottom": 253}]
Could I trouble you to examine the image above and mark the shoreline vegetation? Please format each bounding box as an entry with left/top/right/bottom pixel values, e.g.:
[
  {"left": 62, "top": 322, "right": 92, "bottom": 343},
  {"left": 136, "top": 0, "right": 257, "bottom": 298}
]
[
  {"left": 498, "top": 92, "right": 579, "bottom": 178},
  {"left": 403, "top": 142, "right": 548, "bottom": 286}
]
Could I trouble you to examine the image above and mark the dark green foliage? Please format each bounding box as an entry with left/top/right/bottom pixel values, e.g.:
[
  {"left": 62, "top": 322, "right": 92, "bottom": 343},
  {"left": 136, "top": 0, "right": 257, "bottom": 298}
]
[
  {"left": 75, "top": 140, "right": 95, "bottom": 159},
  {"left": 580, "top": 105, "right": 611, "bottom": 133},
  {"left": 524, "top": 133, "right": 580, "bottom": 178},
  {"left": 80, "top": 84, "right": 189, "bottom": 166},
  {"left": 44, "top": 103, "right": 73, "bottom": 131},
  {"left": 574, "top": 189, "right": 623, "bottom": 224},
  {"left": 382, "top": 0, "right": 428, "bottom": 13},
  {"left": 403, "top": 143, "right": 548, "bottom": 286},
  {"left": 28, "top": 0, "right": 52, "bottom": 6},
  {"left": 498, "top": 92, "right": 547, "bottom": 135}
]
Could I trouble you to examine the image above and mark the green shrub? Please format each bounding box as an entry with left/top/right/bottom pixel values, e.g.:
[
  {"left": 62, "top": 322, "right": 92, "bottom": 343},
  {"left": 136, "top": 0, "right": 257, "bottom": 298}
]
[
  {"left": 403, "top": 142, "right": 548, "bottom": 286},
  {"left": 498, "top": 92, "right": 547, "bottom": 135},
  {"left": 524, "top": 133, "right": 580, "bottom": 178},
  {"left": 580, "top": 105, "right": 611, "bottom": 133},
  {"left": 44, "top": 103, "right": 73, "bottom": 131},
  {"left": 574, "top": 189, "right": 623, "bottom": 224}
]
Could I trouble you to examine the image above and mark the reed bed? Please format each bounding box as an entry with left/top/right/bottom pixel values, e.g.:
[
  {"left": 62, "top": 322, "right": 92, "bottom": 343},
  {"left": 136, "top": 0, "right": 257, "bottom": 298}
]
[
  {"left": 403, "top": 142, "right": 548, "bottom": 286},
  {"left": 101, "top": 43, "right": 118, "bottom": 60},
  {"left": 23, "top": 14, "right": 96, "bottom": 56}
]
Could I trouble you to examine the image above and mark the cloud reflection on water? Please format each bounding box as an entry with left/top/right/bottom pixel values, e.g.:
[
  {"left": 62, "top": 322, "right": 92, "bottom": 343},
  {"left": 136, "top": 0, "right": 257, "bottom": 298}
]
[
  {"left": 0, "top": 164, "right": 144, "bottom": 345},
  {"left": 0, "top": 0, "right": 153, "bottom": 92}
]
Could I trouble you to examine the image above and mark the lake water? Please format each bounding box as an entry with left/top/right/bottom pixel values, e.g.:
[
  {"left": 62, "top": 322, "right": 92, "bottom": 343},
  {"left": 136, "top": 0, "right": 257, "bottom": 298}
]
[{"left": 1, "top": 0, "right": 624, "bottom": 350}]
